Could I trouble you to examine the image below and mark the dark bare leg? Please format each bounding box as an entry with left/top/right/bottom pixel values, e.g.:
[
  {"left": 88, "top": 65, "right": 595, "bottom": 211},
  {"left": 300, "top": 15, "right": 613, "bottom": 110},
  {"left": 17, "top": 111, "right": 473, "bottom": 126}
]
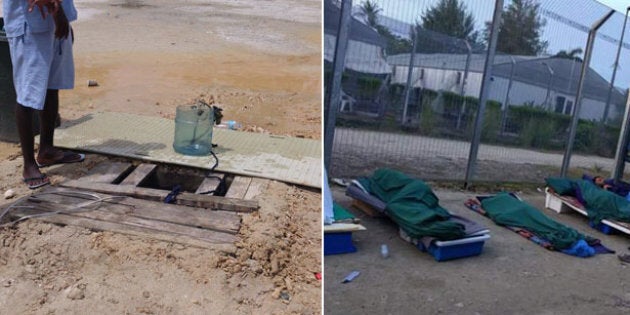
[
  {"left": 15, "top": 103, "right": 47, "bottom": 186},
  {"left": 35, "top": 89, "right": 84, "bottom": 167},
  {"left": 37, "top": 89, "right": 61, "bottom": 159}
]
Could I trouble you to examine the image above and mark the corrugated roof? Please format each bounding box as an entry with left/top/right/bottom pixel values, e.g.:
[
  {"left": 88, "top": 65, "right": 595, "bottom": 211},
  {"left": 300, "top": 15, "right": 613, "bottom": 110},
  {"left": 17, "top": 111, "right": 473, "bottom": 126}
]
[
  {"left": 324, "top": 0, "right": 387, "bottom": 47},
  {"left": 388, "top": 53, "right": 625, "bottom": 103}
]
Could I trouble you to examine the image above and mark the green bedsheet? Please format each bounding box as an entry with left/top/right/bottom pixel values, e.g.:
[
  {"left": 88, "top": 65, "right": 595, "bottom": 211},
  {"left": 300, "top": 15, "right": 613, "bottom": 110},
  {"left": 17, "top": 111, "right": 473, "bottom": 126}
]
[
  {"left": 333, "top": 203, "right": 355, "bottom": 221},
  {"left": 481, "top": 193, "right": 592, "bottom": 250},
  {"left": 359, "top": 169, "right": 465, "bottom": 240}
]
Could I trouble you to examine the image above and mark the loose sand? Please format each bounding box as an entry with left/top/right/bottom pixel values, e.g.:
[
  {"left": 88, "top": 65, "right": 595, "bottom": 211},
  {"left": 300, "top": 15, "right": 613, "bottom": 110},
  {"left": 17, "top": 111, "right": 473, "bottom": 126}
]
[{"left": 0, "top": 1, "right": 322, "bottom": 314}]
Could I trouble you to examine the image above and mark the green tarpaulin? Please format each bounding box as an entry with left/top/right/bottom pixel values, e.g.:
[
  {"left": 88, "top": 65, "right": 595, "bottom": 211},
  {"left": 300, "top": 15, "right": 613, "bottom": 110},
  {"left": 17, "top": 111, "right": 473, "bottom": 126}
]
[
  {"left": 481, "top": 193, "right": 591, "bottom": 250},
  {"left": 546, "top": 177, "right": 630, "bottom": 224},
  {"left": 359, "top": 169, "right": 465, "bottom": 240}
]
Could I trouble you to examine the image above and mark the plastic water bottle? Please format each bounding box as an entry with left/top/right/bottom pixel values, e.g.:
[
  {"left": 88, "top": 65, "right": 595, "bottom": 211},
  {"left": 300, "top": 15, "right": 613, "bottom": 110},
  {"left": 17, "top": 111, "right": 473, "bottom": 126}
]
[
  {"left": 380, "top": 244, "right": 389, "bottom": 258},
  {"left": 216, "top": 120, "right": 242, "bottom": 130}
]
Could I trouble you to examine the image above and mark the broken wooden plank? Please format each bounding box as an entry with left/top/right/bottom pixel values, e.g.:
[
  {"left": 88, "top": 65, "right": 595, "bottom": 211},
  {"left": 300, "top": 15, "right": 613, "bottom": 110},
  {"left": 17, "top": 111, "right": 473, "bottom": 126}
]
[
  {"left": 60, "top": 180, "right": 259, "bottom": 212},
  {"left": 324, "top": 223, "right": 367, "bottom": 233},
  {"left": 32, "top": 188, "right": 241, "bottom": 234},
  {"left": 20, "top": 198, "right": 237, "bottom": 243},
  {"left": 244, "top": 178, "right": 268, "bottom": 200},
  {"left": 195, "top": 173, "right": 225, "bottom": 194},
  {"left": 80, "top": 162, "right": 133, "bottom": 184},
  {"left": 225, "top": 176, "right": 252, "bottom": 199},
  {"left": 7, "top": 207, "right": 235, "bottom": 253},
  {"left": 120, "top": 163, "right": 157, "bottom": 186}
]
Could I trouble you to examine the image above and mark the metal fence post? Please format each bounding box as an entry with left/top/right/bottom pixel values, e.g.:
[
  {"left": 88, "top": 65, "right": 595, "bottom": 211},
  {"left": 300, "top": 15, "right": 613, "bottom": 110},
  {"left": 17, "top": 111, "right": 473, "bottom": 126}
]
[
  {"left": 464, "top": 0, "right": 503, "bottom": 188},
  {"left": 402, "top": 31, "right": 418, "bottom": 125},
  {"left": 602, "top": 7, "right": 629, "bottom": 124},
  {"left": 456, "top": 40, "right": 472, "bottom": 130},
  {"left": 560, "top": 10, "right": 615, "bottom": 177},
  {"left": 612, "top": 90, "right": 630, "bottom": 182},
  {"left": 500, "top": 56, "right": 515, "bottom": 135},
  {"left": 324, "top": 0, "right": 352, "bottom": 171}
]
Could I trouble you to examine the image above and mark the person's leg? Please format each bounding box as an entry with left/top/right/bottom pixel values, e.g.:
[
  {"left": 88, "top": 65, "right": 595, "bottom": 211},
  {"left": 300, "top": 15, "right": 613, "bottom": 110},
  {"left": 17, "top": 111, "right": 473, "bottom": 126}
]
[
  {"left": 15, "top": 103, "right": 49, "bottom": 187},
  {"left": 36, "top": 33, "right": 84, "bottom": 167},
  {"left": 7, "top": 27, "right": 55, "bottom": 188},
  {"left": 37, "top": 89, "right": 60, "bottom": 158}
]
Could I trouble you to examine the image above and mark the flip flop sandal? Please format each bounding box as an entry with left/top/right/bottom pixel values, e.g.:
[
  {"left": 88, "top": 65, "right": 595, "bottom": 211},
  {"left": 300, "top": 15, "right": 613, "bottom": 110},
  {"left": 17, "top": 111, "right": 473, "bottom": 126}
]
[
  {"left": 619, "top": 254, "right": 630, "bottom": 263},
  {"left": 36, "top": 152, "right": 85, "bottom": 168},
  {"left": 23, "top": 174, "right": 50, "bottom": 190}
]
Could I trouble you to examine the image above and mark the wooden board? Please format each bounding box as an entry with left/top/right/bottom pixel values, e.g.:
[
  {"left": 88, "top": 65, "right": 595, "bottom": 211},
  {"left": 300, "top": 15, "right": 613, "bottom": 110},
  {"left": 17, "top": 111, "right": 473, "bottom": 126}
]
[
  {"left": 545, "top": 190, "right": 630, "bottom": 235},
  {"left": 8, "top": 187, "right": 240, "bottom": 252},
  {"left": 244, "top": 178, "right": 268, "bottom": 200},
  {"left": 195, "top": 173, "right": 225, "bottom": 194},
  {"left": 81, "top": 162, "right": 133, "bottom": 184},
  {"left": 60, "top": 180, "right": 258, "bottom": 212},
  {"left": 225, "top": 176, "right": 252, "bottom": 199},
  {"left": 35, "top": 188, "right": 241, "bottom": 234},
  {"left": 324, "top": 223, "right": 366, "bottom": 233},
  {"left": 10, "top": 208, "right": 235, "bottom": 252},
  {"left": 120, "top": 163, "right": 157, "bottom": 186},
  {"left": 225, "top": 176, "right": 269, "bottom": 200}
]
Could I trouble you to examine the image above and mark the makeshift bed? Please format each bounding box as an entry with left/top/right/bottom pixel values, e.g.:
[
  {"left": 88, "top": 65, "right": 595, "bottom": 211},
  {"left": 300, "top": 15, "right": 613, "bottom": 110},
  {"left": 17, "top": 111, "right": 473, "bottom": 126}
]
[
  {"left": 545, "top": 177, "right": 630, "bottom": 236},
  {"left": 465, "top": 192, "right": 613, "bottom": 258},
  {"left": 346, "top": 169, "right": 490, "bottom": 262}
]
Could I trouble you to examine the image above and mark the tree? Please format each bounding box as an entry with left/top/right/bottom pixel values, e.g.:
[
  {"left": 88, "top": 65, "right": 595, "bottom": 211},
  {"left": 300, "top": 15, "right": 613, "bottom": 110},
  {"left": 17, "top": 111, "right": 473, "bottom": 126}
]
[
  {"left": 420, "top": 0, "right": 477, "bottom": 42},
  {"left": 358, "top": 0, "right": 412, "bottom": 54},
  {"left": 489, "top": 0, "right": 547, "bottom": 55},
  {"left": 554, "top": 48, "right": 583, "bottom": 61},
  {"left": 376, "top": 25, "right": 413, "bottom": 54},
  {"left": 360, "top": 0, "right": 381, "bottom": 28}
]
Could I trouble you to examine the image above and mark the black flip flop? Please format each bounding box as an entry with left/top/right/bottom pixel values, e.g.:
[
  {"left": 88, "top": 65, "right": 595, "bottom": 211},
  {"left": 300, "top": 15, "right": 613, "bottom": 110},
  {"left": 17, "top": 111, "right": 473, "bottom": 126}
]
[
  {"left": 23, "top": 174, "right": 50, "bottom": 190},
  {"left": 36, "top": 152, "right": 85, "bottom": 168}
]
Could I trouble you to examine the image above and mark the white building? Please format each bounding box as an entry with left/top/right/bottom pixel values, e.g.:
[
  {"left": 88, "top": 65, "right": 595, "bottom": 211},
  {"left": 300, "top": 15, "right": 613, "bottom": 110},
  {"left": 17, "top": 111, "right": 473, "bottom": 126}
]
[{"left": 388, "top": 53, "right": 626, "bottom": 122}]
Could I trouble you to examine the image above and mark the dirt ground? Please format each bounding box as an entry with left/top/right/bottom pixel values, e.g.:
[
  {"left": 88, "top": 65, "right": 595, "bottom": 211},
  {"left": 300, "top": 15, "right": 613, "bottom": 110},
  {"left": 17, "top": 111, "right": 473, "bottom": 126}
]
[
  {"left": 325, "top": 185, "right": 630, "bottom": 315},
  {"left": 0, "top": 0, "right": 321, "bottom": 314}
]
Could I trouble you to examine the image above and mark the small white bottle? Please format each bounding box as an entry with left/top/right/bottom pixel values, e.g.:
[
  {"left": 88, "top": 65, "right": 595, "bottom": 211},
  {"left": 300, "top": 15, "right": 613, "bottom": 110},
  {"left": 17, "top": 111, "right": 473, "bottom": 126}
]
[
  {"left": 380, "top": 244, "right": 389, "bottom": 258},
  {"left": 216, "top": 120, "right": 242, "bottom": 130}
]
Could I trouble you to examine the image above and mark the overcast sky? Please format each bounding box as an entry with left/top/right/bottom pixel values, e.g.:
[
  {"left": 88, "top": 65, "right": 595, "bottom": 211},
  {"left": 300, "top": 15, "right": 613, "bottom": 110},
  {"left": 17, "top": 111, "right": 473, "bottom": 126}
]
[{"left": 598, "top": 0, "right": 629, "bottom": 13}]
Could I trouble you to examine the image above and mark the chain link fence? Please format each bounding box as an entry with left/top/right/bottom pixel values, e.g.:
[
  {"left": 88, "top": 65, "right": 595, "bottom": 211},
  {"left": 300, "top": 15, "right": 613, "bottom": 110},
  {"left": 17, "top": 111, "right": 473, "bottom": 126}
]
[{"left": 324, "top": 0, "right": 630, "bottom": 184}]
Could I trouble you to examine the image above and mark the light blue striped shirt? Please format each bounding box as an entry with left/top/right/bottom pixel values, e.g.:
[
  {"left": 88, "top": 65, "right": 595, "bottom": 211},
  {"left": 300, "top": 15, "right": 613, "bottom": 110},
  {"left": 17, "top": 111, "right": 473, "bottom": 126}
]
[{"left": 2, "top": 0, "right": 77, "bottom": 37}]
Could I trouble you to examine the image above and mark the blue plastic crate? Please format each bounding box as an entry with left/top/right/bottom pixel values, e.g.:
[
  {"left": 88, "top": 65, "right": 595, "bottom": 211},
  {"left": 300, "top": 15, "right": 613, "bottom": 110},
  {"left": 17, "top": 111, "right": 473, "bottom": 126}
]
[
  {"left": 588, "top": 220, "right": 616, "bottom": 235},
  {"left": 417, "top": 234, "right": 490, "bottom": 262},
  {"left": 324, "top": 232, "right": 357, "bottom": 255}
]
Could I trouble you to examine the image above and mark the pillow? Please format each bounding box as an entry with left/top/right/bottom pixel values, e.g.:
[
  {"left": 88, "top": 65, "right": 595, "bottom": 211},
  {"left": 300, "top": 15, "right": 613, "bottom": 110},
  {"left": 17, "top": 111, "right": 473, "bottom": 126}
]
[{"left": 545, "top": 177, "right": 575, "bottom": 195}]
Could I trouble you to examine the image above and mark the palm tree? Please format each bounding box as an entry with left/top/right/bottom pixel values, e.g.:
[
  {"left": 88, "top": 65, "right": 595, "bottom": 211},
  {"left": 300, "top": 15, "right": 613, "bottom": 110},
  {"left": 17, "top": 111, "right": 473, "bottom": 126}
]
[{"left": 360, "top": 0, "right": 382, "bottom": 28}]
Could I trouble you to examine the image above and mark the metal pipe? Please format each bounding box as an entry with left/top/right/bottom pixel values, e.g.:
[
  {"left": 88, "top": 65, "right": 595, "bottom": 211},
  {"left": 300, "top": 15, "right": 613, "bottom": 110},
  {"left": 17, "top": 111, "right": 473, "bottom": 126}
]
[
  {"left": 402, "top": 29, "right": 418, "bottom": 125},
  {"left": 561, "top": 9, "right": 615, "bottom": 177},
  {"left": 500, "top": 56, "right": 516, "bottom": 135},
  {"left": 542, "top": 62, "right": 554, "bottom": 110},
  {"left": 612, "top": 89, "right": 630, "bottom": 182},
  {"left": 456, "top": 40, "right": 472, "bottom": 130},
  {"left": 602, "top": 7, "right": 629, "bottom": 124},
  {"left": 324, "top": 0, "right": 352, "bottom": 170},
  {"left": 464, "top": 0, "right": 503, "bottom": 188}
]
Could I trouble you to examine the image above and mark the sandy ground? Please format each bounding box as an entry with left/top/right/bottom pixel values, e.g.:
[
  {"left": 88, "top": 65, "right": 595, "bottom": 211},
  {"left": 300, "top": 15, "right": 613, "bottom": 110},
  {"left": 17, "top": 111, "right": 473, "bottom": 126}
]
[
  {"left": 325, "top": 185, "right": 630, "bottom": 315},
  {"left": 0, "top": 0, "right": 322, "bottom": 314}
]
